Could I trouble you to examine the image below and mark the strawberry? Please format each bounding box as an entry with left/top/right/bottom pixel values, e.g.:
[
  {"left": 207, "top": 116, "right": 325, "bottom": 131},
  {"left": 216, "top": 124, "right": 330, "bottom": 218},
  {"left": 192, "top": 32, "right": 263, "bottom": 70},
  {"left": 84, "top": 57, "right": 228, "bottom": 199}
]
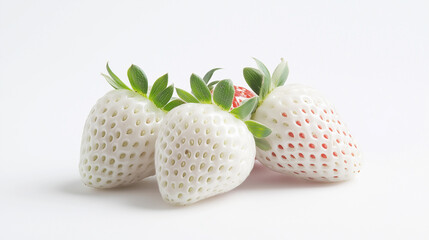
[
  {"left": 243, "top": 58, "right": 362, "bottom": 182},
  {"left": 80, "top": 63, "right": 183, "bottom": 188},
  {"left": 232, "top": 86, "right": 256, "bottom": 108},
  {"left": 155, "top": 74, "right": 271, "bottom": 205}
]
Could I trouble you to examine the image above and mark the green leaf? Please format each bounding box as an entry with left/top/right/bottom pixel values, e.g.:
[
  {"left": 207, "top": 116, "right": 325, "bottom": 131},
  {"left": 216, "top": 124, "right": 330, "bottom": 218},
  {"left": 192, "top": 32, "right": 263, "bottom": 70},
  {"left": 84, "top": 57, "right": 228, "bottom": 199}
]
[
  {"left": 213, "top": 79, "right": 234, "bottom": 111},
  {"left": 105, "top": 63, "right": 130, "bottom": 90},
  {"left": 149, "top": 73, "right": 168, "bottom": 100},
  {"left": 259, "top": 75, "right": 270, "bottom": 100},
  {"left": 127, "top": 64, "right": 148, "bottom": 95},
  {"left": 176, "top": 88, "right": 199, "bottom": 103},
  {"left": 244, "top": 120, "right": 272, "bottom": 138},
  {"left": 243, "top": 67, "right": 263, "bottom": 95},
  {"left": 230, "top": 97, "right": 258, "bottom": 120},
  {"left": 253, "top": 58, "right": 271, "bottom": 83},
  {"left": 272, "top": 58, "right": 289, "bottom": 87},
  {"left": 203, "top": 68, "right": 222, "bottom": 84},
  {"left": 207, "top": 80, "right": 220, "bottom": 90},
  {"left": 254, "top": 137, "right": 271, "bottom": 151},
  {"left": 190, "top": 74, "right": 212, "bottom": 103},
  {"left": 153, "top": 84, "right": 174, "bottom": 108},
  {"left": 163, "top": 99, "right": 185, "bottom": 111}
]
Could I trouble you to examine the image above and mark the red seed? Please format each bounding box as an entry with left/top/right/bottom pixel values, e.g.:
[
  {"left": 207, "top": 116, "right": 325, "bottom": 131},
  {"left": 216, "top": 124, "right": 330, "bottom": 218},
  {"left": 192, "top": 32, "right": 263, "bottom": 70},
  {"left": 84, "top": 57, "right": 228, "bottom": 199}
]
[
  {"left": 278, "top": 145, "right": 284, "bottom": 150},
  {"left": 309, "top": 143, "right": 315, "bottom": 149},
  {"left": 299, "top": 153, "right": 304, "bottom": 158},
  {"left": 318, "top": 125, "right": 322, "bottom": 129},
  {"left": 281, "top": 155, "right": 287, "bottom": 160},
  {"left": 322, "top": 164, "right": 328, "bottom": 167},
  {"left": 298, "top": 163, "right": 304, "bottom": 167},
  {"left": 302, "top": 109, "right": 306, "bottom": 113},
  {"left": 299, "top": 133, "right": 305, "bottom": 138},
  {"left": 322, "top": 143, "right": 328, "bottom": 149},
  {"left": 290, "top": 154, "right": 296, "bottom": 159},
  {"left": 324, "top": 109, "right": 328, "bottom": 114},
  {"left": 311, "top": 109, "right": 315, "bottom": 114},
  {"left": 305, "top": 119, "right": 310, "bottom": 123},
  {"left": 310, "top": 154, "right": 316, "bottom": 159},
  {"left": 272, "top": 152, "right": 277, "bottom": 157},
  {"left": 333, "top": 152, "right": 338, "bottom": 157},
  {"left": 288, "top": 143, "right": 294, "bottom": 148},
  {"left": 296, "top": 121, "right": 302, "bottom": 126},
  {"left": 298, "top": 143, "right": 304, "bottom": 147},
  {"left": 321, "top": 154, "right": 327, "bottom": 158},
  {"left": 288, "top": 132, "right": 294, "bottom": 138},
  {"left": 333, "top": 169, "right": 338, "bottom": 172},
  {"left": 287, "top": 164, "right": 293, "bottom": 168},
  {"left": 282, "top": 112, "right": 288, "bottom": 117},
  {"left": 277, "top": 163, "right": 284, "bottom": 168},
  {"left": 323, "top": 134, "right": 328, "bottom": 139}
]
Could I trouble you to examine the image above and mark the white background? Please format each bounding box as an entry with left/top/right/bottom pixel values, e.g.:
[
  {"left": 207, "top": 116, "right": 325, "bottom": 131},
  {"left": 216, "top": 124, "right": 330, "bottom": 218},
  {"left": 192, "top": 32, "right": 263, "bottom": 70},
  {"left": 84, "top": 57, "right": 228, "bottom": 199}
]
[{"left": 1, "top": 0, "right": 428, "bottom": 239}]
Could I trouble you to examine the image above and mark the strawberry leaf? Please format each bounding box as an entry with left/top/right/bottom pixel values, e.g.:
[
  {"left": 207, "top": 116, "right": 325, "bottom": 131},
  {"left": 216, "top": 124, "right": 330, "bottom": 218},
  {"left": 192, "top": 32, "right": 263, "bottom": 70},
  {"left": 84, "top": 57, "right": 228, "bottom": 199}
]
[
  {"left": 243, "top": 67, "right": 263, "bottom": 95},
  {"left": 190, "top": 74, "right": 212, "bottom": 104},
  {"left": 105, "top": 63, "right": 130, "bottom": 90},
  {"left": 163, "top": 98, "right": 185, "bottom": 111},
  {"left": 207, "top": 80, "right": 220, "bottom": 90},
  {"left": 149, "top": 73, "right": 168, "bottom": 101},
  {"left": 259, "top": 75, "right": 270, "bottom": 100},
  {"left": 254, "top": 137, "right": 271, "bottom": 151},
  {"left": 176, "top": 88, "right": 199, "bottom": 103},
  {"left": 245, "top": 120, "right": 272, "bottom": 138},
  {"left": 127, "top": 64, "right": 148, "bottom": 95},
  {"left": 213, "top": 79, "right": 234, "bottom": 111},
  {"left": 230, "top": 97, "right": 258, "bottom": 120},
  {"left": 253, "top": 58, "right": 271, "bottom": 84},
  {"left": 272, "top": 58, "right": 289, "bottom": 87},
  {"left": 153, "top": 84, "right": 174, "bottom": 108},
  {"left": 203, "top": 68, "right": 222, "bottom": 84}
]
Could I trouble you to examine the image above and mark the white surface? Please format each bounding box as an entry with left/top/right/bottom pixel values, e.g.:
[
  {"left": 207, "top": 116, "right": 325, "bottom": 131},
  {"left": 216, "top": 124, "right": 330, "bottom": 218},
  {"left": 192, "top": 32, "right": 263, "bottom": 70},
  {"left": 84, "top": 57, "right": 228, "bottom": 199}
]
[{"left": 1, "top": 0, "right": 428, "bottom": 239}]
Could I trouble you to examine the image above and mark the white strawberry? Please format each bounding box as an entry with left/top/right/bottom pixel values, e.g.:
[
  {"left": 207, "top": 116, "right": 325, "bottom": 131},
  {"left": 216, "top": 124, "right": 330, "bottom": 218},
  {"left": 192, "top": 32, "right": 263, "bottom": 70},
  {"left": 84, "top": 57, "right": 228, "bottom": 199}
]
[
  {"left": 80, "top": 63, "right": 182, "bottom": 188},
  {"left": 155, "top": 75, "right": 271, "bottom": 205},
  {"left": 243, "top": 58, "right": 362, "bottom": 182}
]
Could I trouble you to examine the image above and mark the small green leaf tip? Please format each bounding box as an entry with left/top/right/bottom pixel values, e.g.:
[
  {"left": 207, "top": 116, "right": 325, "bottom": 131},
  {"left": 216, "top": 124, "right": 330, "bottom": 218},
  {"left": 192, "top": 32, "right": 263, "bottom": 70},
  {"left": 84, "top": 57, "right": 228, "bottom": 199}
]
[
  {"left": 190, "top": 74, "right": 212, "bottom": 104},
  {"left": 127, "top": 64, "right": 148, "bottom": 95},
  {"left": 176, "top": 88, "right": 199, "bottom": 103},
  {"left": 207, "top": 80, "right": 220, "bottom": 90},
  {"left": 254, "top": 137, "right": 271, "bottom": 151},
  {"left": 272, "top": 58, "right": 289, "bottom": 87},
  {"left": 230, "top": 97, "right": 258, "bottom": 120},
  {"left": 243, "top": 67, "right": 263, "bottom": 95},
  {"left": 105, "top": 63, "right": 130, "bottom": 90},
  {"left": 213, "top": 79, "right": 234, "bottom": 111},
  {"left": 153, "top": 84, "right": 174, "bottom": 108},
  {"left": 163, "top": 99, "right": 185, "bottom": 111},
  {"left": 203, "top": 68, "right": 222, "bottom": 84},
  {"left": 245, "top": 120, "right": 272, "bottom": 138},
  {"left": 253, "top": 58, "right": 271, "bottom": 83},
  {"left": 149, "top": 73, "right": 168, "bottom": 101}
]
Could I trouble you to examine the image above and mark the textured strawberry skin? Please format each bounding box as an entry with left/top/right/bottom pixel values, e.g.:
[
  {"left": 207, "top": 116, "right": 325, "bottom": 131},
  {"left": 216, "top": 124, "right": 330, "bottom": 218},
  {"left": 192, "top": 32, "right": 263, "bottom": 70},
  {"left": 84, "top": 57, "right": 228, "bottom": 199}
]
[
  {"left": 155, "top": 103, "right": 255, "bottom": 205},
  {"left": 80, "top": 90, "right": 164, "bottom": 188},
  {"left": 252, "top": 84, "right": 361, "bottom": 182},
  {"left": 232, "top": 86, "right": 256, "bottom": 108}
]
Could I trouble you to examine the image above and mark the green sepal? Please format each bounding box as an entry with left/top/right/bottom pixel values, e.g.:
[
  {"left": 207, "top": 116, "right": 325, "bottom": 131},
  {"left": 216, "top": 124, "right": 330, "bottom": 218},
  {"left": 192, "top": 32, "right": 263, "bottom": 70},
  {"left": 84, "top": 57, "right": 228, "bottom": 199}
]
[
  {"left": 203, "top": 68, "right": 222, "bottom": 84},
  {"left": 244, "top": 120, "right": 272, "bottom": 138},
  {"left": 230, "top": 97, "right": 258, "bottom": 120},
  {"left": 259, "top": 75, "right": 271, "bottom": 100},
  {"left": 127, "top": 64, "right": 148, "bottom": 95},
  {"left": 190, "top": 74, "right": 212, "bottom": 103},
  {"left": 153, "top": 84, "right": 174, "bottom": 108},
  {"left": 253, "top": 58, "right": 271, "bottom": 84},
  {"left": 176, "top": 88, "right": 199, "bottom": 103},
  {"left": 254, "top": 137, "right": 271, "bottom": 151},
  {"left": 163, "top": 98, "right": 185, "bottom": 111},
  {"left": 105, "top": 63, "right": 130, "bottom": 90},
  {"left": 243, "top": 67, "right": 263, "bottom": 95},
  {"left": 213, "top": 79, "right": 234, "bottom": 111},
  {"left": 272, "top": 58, "right": 289, "bottom": 87},
  {"left": 149, "top": 73, "right": 168, "bottom": 101},
  {"left": 207, "top": 81, "right": 220, "bottom": 90}
]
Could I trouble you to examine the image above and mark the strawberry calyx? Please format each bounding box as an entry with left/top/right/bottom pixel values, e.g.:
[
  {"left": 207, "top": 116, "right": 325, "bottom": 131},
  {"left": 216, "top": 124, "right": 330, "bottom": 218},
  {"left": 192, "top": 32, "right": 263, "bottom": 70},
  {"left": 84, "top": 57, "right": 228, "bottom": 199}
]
[
  {"left": 243, "top": 58, "right": 289, "bottom": 104},
  {"left": 176, "top": 73, "right": 272, "bottom": 150},
  {"left": 102, "top": 63, "right": 181, "bottom": 112}
]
